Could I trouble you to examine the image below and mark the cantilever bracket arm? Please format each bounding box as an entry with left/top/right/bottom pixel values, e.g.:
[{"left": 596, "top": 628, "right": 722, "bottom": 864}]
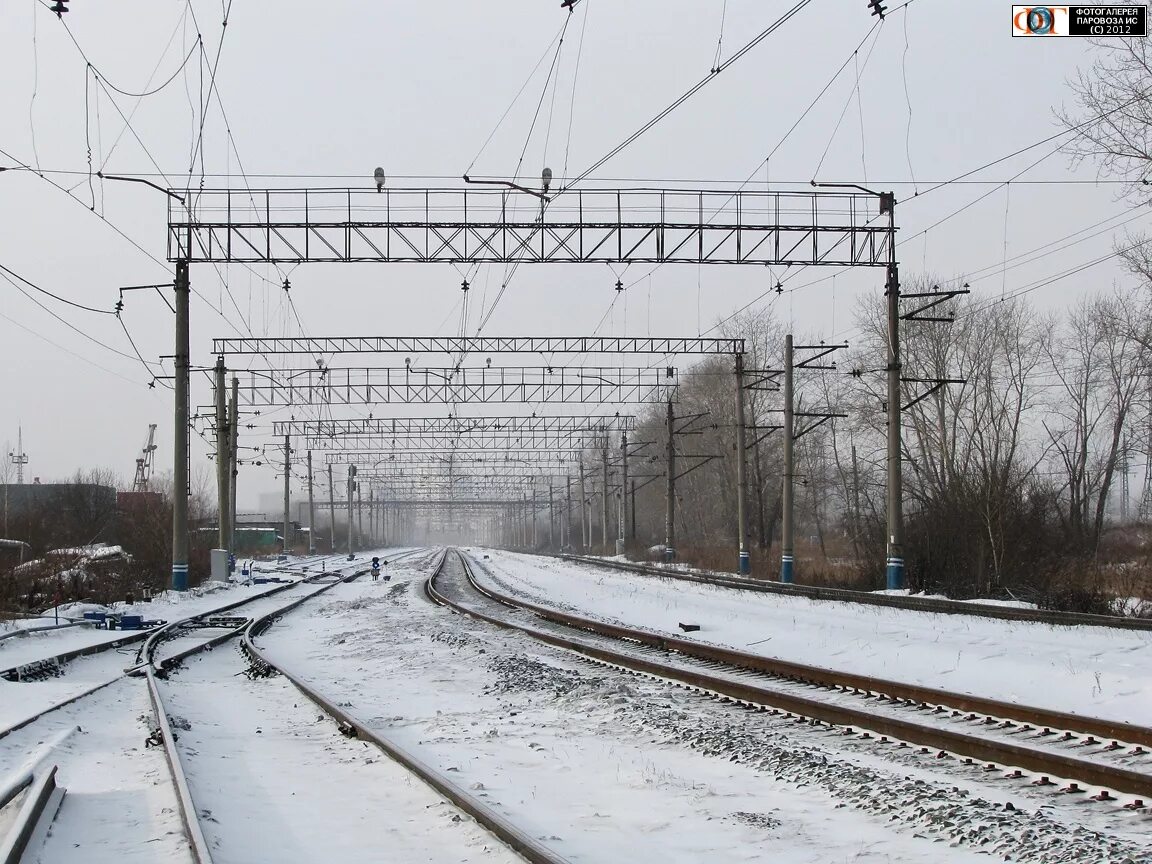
[
  {"left": 793, "top": 413, "right": 847, "bottom": 440},
  {"left": 743, "top": 369, "right": 784, "bottom": 391},
  {"left": 747, "top": 425, "right": 783, "bottom": 449},
  {"left": 794, "top": 342, "right": 849, "bottom": 370},
  {"left": 98, "top": 172, "right": 186, "bottom": 204},
  {"left": 900, "top": 288, "right": 971, "bottom": 323},
  {"left": 672, "top": 454, "right": 719, "bottom": 482},
  {"left": 901, "top": 377, "right": 966, "bottom": 411},
  {"left": 463, "top": 174, "right": 550, "bottom": 202}
]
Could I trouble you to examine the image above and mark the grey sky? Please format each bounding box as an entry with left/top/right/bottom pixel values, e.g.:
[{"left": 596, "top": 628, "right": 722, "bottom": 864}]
[{"left": 0, "top": 1, "right": 1135, "bottom": 507}]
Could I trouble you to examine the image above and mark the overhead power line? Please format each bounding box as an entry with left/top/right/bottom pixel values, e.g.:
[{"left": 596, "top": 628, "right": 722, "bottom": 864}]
[
  {"left": 564, "top": 0, "right": 818, "bottom": 190},
  {"left": 0, "top": 261, "right": 115, "bottom": 315}
]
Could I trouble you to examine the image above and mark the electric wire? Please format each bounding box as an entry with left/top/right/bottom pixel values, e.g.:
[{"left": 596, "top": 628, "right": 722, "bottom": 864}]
[
  {"left": 0, "top": 262, "right": 115, "bottom": 316},
  {"left": 0, "top": 306, "right": 146, "bottom": 387},
  {"left": 0, "top": 268, "right": 156, "bottom": 366},
  {"left": 563, "top": 0, "right": 817, "bottom": 191}
]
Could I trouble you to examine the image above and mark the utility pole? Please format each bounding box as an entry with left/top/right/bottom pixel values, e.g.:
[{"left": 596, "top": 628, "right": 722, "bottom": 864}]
[
  {"left": 172, "top": 259, "right": 190, "bottom": 591},
  {"left": 735, "top": 352, "right": 750, "bottom": 574},
  {"left": 621, "top": 432, "right": 631, "bottom": 543},
  {"left": 549, "top": 483, "right": 555, "bottom": 549},
  {"left": 579, "top": 462, "right": 588, "bottom": 551},
  {"left": 665, "top": 399, "right": 676, "bottom": 562},
  {"left": 851, "top": 443, "right": 862, "bottom": 558},
  {"left": 282, "top": 435, "right": 291, "bottom": 557},
  {"left": 630, "top": 478, "right": 637, "bottom": 542},
  {"left": 228, "top": 376, "right": 238, "bottom": 561},
  {"left": 884, "top": 203, "right": 904, "bottom": 590},
  {"left": 214, "top": 356, "right": 229, "bottom": 551},
  {"left": 601, "top": 444, "right": 610, "bottom": 550},
  {"left": 328, "top": 463, "right": 336, "bottom": 553},
  {"left": 781, "top": 335, "right": 795, "bottom": 583},
  {"left": 306, "top": 450, "right": 316, "bottom": 554},
  {"left": 357, "top": 480, "right": 364, "bottom": 543},
  {"left": 616, "top": 484, "right": 624, "bottom": 556},
  {"left": 565, "top": 475, "right": 572, "bottom": 551},
  {"left": 346, "top": 465, "right": 356, "bottom": 559}
]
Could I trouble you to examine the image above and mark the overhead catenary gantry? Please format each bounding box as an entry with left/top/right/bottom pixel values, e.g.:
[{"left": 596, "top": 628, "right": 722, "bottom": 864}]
[
  {"left": 170, "top": 187, "right": 890, "bottom": 266},
  {"left": 232, "top": 366, "right": 676, "bottom": 406},
  {"left": 272, "top": 414, "right": 636, "bottom": 437},
  {"left": 170, "top": 182, "right": 900, "bottom": 590},
  {"left": 323, "top": 452, "right": 584, "bottom": 467},
  {"left": 215, "top": 336, "right": 743, "bottom": 357}
]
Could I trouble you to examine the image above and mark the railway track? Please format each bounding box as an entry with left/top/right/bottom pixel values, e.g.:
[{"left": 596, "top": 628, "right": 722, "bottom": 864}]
[
  {"left": 562, "top": 554, "right": 1152, "bottom": 631},
  {"left": 430, "top": 549, "right": 1152, "bottom": 806},
  {"left": 0, "top": 558, "right": 348, "bottom": 743},
  {"left": 233, "top": 547, "right": 574, "bottom": 864},
  {"left": 0, "top": 551, "right": 405, "bottom": 862},
  {"left": 0, "top": 551, "right": 353, "bottom": 685}
]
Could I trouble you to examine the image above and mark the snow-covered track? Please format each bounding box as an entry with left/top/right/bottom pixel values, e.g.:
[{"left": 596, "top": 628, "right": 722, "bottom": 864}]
[
  {"left": 240, "top": 548, "right": 575, "bottom": 864},
  {"left": 431, "top": 550, "right": 1152, "bottom": 804},
  {"left": 563, "top": 554, "right": 1152, "bottom": 631},
  {"left": 144, "top": 564, "right": 370, "bottom": 864},
  {"left": 0, "top": 567, "right": 350, "bottom": 743}
]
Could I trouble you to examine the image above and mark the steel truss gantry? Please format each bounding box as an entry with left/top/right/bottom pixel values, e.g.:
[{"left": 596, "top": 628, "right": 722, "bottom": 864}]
[
  {"left": 215, "top": 336, "right": 743, "bottom": 357},
  {"left": 273, "top": 415, "right": 636, "bottom": 437},
  {"left": 323, "top": 452, "right": 582, "bottom": 467},
  {"left": 235, "top": 367, "right": 675, "bottom": 407},
  {"left": 169, "top": 187, "right": 891, "bottom": 266},
  {"left": 304, "top": 433, "right": 607, "bottom": 452}
]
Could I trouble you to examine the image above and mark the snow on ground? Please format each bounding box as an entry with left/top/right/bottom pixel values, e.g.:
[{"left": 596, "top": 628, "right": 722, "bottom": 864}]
[
  {"left": 0, "top": 552, "right": 400, "bottom": 732},
  {"left": 0, "top": 553, "right": 341, "bottom": 675},
  {"left": 471, "top": 551, "right": 1152, "bottom": 728},
  {"left": 256, "top": 554, "right": 1148, "bottom": 863},
  {"left": 158, "top": 644, "right": 524, "bottom": 864},
  {"left": 0, "top": 678, "right": 192, "bottom": 864}
]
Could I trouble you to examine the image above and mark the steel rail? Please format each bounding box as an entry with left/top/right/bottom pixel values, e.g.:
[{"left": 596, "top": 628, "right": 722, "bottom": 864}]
[
  {"left": 562, "top": 555, "right": 1152, "bottom": 632},
  {"left": 0, "top": 558, "right": 358, "bottom": 741},
  {"left": 430, "top": 552, "right": 1152, "bottom": 800},
  {"left": 240, "top": 549, "right": 575, "bottom": 864},
  {"left": 144, "top": 559, "right": 383, "bottom": 864},
  {"left": 0, "top": 764, "right": 63, "bottom": 864},
  {"left": 0, "top": 564, "right": 332, "bottom": 684},
  {"left": 478, "top": 558, "right": 1152, "bottom": 747}
]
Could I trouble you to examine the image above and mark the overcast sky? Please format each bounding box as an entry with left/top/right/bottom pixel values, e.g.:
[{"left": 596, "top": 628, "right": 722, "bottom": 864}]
[{"left": 0, "top": 1, "right": 1137, "bottom": 509}]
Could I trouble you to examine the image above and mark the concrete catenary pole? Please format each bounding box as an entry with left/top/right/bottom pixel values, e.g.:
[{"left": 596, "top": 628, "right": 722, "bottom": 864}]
[
  {"left": 214, "top": 356, "right": 229, "bottom": 551},
  {"left": 228, "top": 376, "right": 238, "bottom": 560},
  {"left": 357, "top": 480, "right": 364, "bottom": 543},
  {"left": 346, "top": 465, "right": 356, "bottom": 558},
  {"left": 579, "top": 462, "right": 588, "bottom": 551},
  {"left": 171, "top": 259, "right": 190, "bottom": 591},
  {"left": 621, "top": 432, "right": 630, "bottom": 544},
  {"left": 665, "top": 399, "right": 676, "bottom": 562},
  {"left": 782, "top": 334, "right": 795, "bottom": 583},
  {"left": 306, "top": 450, "right": 316, "bottom": 554},
  {"left": 327, "top": 463, "right": 336, "bottom": 554},
  {"left": 601, "top": 444, "right": 610, "bottom": 550},
  {"left": 282, "top": 436, "right": 291, "bottom": 556},
  {"left": 734, "top": 352, "right": 750, "bottom": 575},
  {"left": 884, "top": 195, "right": 904, "bottom": 590}
]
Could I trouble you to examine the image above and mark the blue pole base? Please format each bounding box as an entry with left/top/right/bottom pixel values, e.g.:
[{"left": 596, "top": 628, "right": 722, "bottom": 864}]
[
  {"left": 738, "top": 551, "right": 751, "bottom": 575},
  {"left": 664, "top": 546, "right": 676, "bottom": 562},
  {"left": 780, "top": 555, "right": 794, "bottom": 584},
  {"left": 172, "top": 564, "right": 188, "bottom": 592},
  {"left": 886, "top": 557, "right": 904, "bottom": 590}
]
